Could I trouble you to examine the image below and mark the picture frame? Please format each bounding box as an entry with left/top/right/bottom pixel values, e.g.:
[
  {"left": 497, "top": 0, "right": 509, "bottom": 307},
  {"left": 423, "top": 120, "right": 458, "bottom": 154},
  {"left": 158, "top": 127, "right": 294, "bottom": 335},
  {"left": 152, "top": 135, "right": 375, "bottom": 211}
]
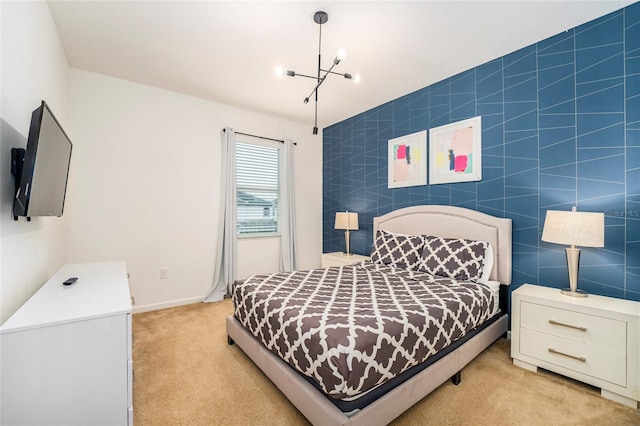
[
  {"left": 388, "top": 130, "right": 427, "bottom": 189},
  {"left": 428, "top": 116, "right": 482, "bottom": 185}
]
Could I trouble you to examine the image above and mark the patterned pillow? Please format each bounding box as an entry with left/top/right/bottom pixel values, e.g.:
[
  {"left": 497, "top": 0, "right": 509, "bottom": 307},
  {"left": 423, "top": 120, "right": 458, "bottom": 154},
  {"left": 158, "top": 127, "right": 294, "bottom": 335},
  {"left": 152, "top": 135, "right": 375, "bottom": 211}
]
[
  {"left": 370, "top": 230, "right": 425, "bottom": 270},
  {"left": 418, "top": 236, "right": 488, "bottom": 281}
]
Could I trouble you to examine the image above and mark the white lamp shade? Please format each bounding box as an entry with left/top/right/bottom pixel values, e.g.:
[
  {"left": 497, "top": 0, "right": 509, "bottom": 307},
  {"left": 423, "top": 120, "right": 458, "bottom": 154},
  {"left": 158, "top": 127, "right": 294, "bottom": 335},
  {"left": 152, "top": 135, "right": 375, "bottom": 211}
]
[
  {"left": 541, "top": 209, "right": 604, "bottom": 248},
  {"left": 334, "top": 212, "right": 359, "bottom": 230}
]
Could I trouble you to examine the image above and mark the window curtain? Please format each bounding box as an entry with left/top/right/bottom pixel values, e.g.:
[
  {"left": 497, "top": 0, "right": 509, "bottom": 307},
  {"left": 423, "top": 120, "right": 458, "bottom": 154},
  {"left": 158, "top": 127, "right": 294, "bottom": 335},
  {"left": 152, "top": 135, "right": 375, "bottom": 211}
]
[
  {"left": 204, "top": 128, "right": 237, "bottom": 302},
  {"left": 280, "top": 139, "right": 297, "bottom": 272}
]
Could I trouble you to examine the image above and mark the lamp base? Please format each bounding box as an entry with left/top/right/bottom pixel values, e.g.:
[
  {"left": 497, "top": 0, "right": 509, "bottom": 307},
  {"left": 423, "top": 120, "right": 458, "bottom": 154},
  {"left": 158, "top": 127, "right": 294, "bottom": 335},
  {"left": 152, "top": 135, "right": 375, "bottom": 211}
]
[
  {"left": 560, "top": 288, "right": 588, "bottom": 298},
  {"left": 341, "top": 252, "right": 353, "bottom": 257}
]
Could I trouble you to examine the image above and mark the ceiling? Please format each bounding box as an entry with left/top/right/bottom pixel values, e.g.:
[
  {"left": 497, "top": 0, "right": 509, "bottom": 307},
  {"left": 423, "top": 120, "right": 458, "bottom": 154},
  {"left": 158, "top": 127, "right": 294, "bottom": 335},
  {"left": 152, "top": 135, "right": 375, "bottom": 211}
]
[{"left": 48, "top": 1, "right": 635, "bottom": 131}]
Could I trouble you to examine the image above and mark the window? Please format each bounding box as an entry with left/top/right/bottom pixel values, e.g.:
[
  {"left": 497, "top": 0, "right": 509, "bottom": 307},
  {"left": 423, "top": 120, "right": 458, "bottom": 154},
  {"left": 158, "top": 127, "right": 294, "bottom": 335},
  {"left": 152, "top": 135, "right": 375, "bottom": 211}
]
[{"left": 236, "top": 140, "right": 280, "bottom": 236}]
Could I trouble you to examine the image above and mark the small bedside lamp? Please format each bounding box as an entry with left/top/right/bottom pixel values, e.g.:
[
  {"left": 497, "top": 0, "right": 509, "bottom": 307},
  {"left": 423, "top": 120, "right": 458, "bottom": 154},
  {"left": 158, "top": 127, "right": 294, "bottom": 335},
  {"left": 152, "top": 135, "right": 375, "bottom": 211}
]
[
  {"left": 541, "top": 206, "right": 604, "bottom": 297},
  {"left": 334, "top": 211, "right": 359, "bottom": 256}
]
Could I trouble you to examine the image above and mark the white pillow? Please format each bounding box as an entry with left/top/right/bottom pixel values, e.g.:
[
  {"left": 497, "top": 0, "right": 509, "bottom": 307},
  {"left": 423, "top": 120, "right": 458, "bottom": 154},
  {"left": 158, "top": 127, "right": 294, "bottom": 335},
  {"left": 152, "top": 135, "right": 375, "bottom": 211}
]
[{"left": 479, "top": 243, "right": 494, "bottom": 283}]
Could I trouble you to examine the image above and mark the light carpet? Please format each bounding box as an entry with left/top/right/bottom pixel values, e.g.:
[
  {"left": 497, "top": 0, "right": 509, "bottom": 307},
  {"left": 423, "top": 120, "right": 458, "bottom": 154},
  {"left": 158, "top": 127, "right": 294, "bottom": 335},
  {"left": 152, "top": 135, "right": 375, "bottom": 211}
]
[{"left": 132, "top": 299, "right": 640, "bottom": 425}]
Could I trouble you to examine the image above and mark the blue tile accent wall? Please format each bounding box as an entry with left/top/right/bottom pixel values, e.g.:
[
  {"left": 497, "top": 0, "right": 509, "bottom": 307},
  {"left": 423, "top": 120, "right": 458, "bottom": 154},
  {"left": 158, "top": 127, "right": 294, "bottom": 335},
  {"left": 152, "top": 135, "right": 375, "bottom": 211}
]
[{"left": 323, "top": 3, "right": 640, "bottom": 302}]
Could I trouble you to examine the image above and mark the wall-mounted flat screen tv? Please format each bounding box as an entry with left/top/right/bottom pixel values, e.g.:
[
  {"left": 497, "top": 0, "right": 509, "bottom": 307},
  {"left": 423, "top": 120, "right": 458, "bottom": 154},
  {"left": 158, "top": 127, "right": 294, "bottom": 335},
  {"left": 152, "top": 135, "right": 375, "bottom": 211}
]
[{"left": 13, "top": 101, "right": 73, "bottom": 219}]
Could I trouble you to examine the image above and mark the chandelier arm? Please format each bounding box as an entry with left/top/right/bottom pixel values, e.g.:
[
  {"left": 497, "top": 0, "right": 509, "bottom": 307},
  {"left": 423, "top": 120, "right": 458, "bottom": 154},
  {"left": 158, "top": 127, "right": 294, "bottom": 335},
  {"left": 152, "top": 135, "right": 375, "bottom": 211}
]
[
  {"left": 305, "top": 76, "right": 325, "bottom": 102},
  {"left": 314, "top": 96, "right": 318, "bottom": 134},
  {"left": 321, "top": 69, "right": 351, "bottom": 77},
  {"left": 304, "top": 58, "right": 338, "bottom": 102},
  {"left": 292, "top": 73, "right": 320, "bottom": 80}
]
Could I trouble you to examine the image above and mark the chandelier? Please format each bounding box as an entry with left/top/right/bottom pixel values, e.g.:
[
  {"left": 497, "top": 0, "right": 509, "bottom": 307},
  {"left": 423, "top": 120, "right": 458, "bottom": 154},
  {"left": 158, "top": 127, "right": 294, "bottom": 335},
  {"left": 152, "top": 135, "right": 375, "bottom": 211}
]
[{"left": 276, "top": 11, "right": 360, "bottom": 135}]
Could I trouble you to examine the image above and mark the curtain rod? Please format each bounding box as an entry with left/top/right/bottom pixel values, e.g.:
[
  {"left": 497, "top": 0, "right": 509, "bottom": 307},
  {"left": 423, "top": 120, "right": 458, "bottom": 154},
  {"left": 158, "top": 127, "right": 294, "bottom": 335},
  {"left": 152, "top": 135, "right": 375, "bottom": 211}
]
[{"left": 234, "top": 131, "right": 296, "bottom": 145}]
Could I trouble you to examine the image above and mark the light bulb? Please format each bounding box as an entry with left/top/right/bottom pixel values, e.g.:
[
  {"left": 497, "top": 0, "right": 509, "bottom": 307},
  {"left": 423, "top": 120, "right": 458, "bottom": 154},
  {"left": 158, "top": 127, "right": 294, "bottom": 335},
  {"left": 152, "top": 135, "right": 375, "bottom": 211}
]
[
  {"left": 336, "top": 48, "right": 347, "bottom": 60},
  {"left": 275, "top": 66, "right": 284, "bottom": 77},
  {"left": 353, "top": 74, "right": 361, "bottom": 83}
]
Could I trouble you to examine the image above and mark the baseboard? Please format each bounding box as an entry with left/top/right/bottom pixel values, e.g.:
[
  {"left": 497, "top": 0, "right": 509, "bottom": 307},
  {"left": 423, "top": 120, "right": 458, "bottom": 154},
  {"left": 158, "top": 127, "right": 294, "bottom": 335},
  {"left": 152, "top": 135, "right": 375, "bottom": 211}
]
[{"left": 132, "top": 296, "right": 204, "bottom": 314}]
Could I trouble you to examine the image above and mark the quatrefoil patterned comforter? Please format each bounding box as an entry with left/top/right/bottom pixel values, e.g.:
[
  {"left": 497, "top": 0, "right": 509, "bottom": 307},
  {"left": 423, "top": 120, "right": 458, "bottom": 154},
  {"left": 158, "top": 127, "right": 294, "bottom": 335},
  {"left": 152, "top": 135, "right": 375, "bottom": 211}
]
[{"left": 232, "top": 261, "right": 498, "bottom": 400}]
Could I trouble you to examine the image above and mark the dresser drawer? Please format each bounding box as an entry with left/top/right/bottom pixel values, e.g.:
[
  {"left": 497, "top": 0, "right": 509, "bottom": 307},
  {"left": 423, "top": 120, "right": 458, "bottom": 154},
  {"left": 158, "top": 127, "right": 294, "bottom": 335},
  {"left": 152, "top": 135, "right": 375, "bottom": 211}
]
[
  {"left": 520, "top": 328, "right": 627, "bottom": 386},
  {"left": 520, "top": 301, "right": 626, "bottom": 352}
]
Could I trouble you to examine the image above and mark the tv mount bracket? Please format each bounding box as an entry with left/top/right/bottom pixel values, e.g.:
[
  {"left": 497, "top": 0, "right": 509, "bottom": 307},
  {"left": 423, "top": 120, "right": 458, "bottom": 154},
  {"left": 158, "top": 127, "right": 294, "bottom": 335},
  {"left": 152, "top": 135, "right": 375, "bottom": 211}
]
[{"left": 10, "top": 148, "right": 30, "bottom": 221}]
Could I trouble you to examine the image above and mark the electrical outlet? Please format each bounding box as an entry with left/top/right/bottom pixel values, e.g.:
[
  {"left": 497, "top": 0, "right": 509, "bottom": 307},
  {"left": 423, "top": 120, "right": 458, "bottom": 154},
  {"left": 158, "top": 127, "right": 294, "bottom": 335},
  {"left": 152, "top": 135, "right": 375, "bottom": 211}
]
[{"left": 159, "top": 268, "right": 168, "bottom": 280}]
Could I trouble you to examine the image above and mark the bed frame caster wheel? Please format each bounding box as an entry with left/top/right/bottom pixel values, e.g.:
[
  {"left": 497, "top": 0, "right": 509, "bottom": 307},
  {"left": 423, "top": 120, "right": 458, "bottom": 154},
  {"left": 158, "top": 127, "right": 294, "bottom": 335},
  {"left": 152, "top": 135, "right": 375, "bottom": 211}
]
[{"left": 227, "top": 335, "right": 235, "bottom": 345}]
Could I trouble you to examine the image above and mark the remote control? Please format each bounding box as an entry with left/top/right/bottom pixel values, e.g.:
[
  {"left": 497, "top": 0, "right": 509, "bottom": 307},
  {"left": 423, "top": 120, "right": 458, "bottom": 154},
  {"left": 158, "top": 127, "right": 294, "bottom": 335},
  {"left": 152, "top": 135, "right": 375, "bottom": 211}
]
[{"left": 63, "top": 277, "right": 78, "bottom": 286}]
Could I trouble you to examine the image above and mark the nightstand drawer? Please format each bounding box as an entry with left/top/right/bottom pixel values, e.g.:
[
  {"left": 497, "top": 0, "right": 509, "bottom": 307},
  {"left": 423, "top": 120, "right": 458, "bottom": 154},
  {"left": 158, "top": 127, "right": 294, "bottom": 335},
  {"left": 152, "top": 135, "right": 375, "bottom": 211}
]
[
  {"left": 520, "top": 301, "right": 626, "bottom": 352},
  {"left": 520, "top": 328, "right": 626, "bottom": 387},
  {"left": 511, "top": 284, "right": 640, "bottom": 409}
]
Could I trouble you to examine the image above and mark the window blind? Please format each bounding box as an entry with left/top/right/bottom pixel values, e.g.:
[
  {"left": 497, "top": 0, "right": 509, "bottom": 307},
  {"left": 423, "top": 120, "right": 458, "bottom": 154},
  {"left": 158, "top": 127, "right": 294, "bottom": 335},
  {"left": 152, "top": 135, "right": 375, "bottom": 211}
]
[{"left": 236, "top": 141, "right": 280, "bottom": 235}]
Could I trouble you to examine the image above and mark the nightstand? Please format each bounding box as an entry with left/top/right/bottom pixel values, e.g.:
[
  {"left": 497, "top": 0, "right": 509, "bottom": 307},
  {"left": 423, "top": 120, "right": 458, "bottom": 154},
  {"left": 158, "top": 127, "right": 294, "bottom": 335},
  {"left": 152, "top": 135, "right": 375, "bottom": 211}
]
[
  {"left": 511, "top": 284, "right": 640, "bottom": 409},
  {"left": 321, "top": 252, "right": 369, "bottom": 268}
]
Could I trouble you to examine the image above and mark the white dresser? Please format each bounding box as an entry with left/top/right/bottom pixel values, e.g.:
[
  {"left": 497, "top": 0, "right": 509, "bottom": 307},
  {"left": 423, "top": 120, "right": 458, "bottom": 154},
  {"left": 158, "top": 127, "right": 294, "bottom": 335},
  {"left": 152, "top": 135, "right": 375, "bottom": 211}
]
[
  {"left": 511, "top": 284, "right": 640, "bottom": 409},
  {"left": 0, "top": 261, "right": 133, "bottom": 425},
  {"left": 321, "top": 252, "right": 370, "bottom": 268}
]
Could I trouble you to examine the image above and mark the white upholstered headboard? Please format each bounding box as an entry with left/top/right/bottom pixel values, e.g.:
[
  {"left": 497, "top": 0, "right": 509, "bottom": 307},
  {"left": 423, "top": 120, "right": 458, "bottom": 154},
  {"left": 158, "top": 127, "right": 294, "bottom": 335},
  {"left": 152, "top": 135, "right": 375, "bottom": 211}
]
[{"left": 373, "top": 205, "right": 512, "bottom": 285}]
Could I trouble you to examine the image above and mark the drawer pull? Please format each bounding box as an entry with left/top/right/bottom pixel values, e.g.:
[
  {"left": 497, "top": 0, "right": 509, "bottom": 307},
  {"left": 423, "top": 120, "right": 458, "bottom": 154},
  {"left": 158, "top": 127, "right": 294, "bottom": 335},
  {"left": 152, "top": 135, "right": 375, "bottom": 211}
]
[
  {"left": 548, "top": 348, "right": 586, "bottom": 363},
  {"left": 548, "top": 319, "right": 587, "bottom": 332}
]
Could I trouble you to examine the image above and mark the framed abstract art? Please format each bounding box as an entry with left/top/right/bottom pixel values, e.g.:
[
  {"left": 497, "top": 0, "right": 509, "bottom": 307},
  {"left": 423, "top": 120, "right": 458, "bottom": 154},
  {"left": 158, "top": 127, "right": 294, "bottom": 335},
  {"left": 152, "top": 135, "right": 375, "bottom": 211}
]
[
  {"left": 428, "top": 116, "right": 482, "bottom": 185},
  {"left": 387, "top": 130, "right": 427, "bottom": 189}
]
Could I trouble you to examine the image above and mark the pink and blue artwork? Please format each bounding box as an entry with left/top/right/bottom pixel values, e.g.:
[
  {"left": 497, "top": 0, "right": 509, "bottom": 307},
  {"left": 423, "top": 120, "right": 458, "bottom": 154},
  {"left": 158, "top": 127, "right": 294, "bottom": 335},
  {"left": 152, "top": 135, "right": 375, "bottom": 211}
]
[
  {"left": 429, "top": 116, "right": 482, "bottom": 185},
  {"left": 388, "top": 131, "right": 427, "bottom": 188}
]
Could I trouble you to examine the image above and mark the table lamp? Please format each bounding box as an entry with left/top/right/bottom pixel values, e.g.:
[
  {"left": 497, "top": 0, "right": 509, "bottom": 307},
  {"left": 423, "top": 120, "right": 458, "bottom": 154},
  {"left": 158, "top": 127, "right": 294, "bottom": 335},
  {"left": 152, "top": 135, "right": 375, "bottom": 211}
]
[
  {"left": 541, "top": 206, "right": 604, "bottom": 297},
  {"left": 334, "top": 211, "right": 359, "bottom": 256}
]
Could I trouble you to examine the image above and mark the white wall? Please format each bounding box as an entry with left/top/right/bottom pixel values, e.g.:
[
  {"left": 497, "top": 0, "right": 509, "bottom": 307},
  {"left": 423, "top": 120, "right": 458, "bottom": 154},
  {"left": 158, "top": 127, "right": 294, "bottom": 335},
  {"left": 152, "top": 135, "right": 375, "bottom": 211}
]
[
  {"left": 67, "top": 69, "right": 322, "bottom": 312},
  {"left": 0, "top": 1, "right": 71, "bottom": 323}
]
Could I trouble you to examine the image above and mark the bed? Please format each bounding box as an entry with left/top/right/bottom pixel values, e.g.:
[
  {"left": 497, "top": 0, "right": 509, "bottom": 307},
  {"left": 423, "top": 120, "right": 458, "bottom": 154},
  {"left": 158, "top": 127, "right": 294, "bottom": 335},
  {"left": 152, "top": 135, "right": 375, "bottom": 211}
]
[{"left": 226, "top": 205, "right": 512, "bottom": 425}]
